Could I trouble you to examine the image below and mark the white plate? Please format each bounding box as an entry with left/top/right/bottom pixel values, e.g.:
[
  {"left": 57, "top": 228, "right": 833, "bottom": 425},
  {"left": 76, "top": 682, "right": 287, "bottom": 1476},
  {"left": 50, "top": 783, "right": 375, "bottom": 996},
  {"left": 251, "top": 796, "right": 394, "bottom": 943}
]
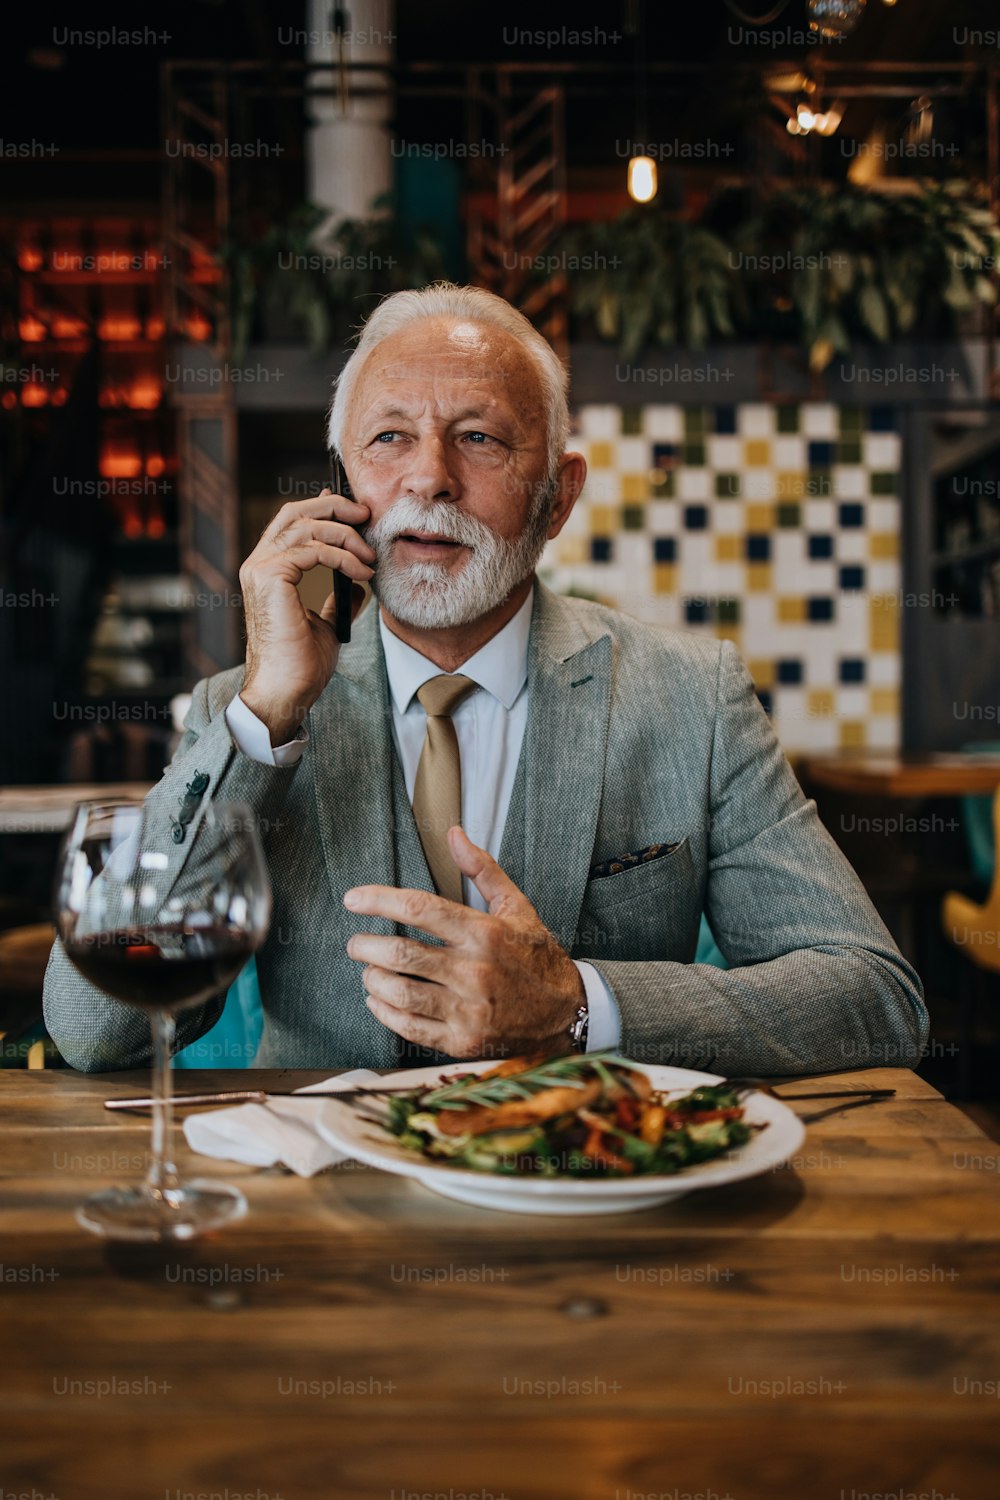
[{"left": 315, "top": 1061, "right": 806, "bottom": 1216}]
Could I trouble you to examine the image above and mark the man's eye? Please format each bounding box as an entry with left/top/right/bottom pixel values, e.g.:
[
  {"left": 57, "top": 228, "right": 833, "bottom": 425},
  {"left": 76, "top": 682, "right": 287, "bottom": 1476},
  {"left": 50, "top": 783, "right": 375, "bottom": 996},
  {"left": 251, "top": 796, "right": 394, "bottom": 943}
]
[
  {"left": 374, "top": 431, "right": 398, "bottom": 444},
  {"left": 461, "top": 431, "right": 493, "bottom": 444}
]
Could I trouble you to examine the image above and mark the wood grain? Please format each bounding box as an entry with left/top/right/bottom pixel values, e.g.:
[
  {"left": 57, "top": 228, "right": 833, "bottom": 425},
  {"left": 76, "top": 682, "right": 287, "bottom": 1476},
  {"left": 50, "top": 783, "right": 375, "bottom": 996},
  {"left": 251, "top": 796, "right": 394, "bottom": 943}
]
[{"left": 1, "top": 1066, "right": 999, "bottom": 1500}]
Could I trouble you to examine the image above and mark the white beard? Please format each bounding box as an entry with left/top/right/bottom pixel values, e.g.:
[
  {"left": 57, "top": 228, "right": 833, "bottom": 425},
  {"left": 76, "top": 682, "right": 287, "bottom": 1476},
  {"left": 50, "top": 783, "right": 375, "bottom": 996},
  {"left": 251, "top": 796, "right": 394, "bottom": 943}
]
[{"left": 363, "top": 490, "right": 553, "bottom": 629}]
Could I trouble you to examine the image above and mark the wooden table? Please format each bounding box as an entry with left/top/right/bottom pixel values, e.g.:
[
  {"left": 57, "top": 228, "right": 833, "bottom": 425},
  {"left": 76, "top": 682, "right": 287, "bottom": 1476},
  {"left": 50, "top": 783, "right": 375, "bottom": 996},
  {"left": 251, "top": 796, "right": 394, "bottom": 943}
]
[
  {"left": 799, "top": 753, "right": 1000, "bottom": 798},
  {"left": 0, "top": 783, "right": 153, "bottom": 834},
  {"left": 2, "top": 1067, "right": 999, "bottom": 1500}
]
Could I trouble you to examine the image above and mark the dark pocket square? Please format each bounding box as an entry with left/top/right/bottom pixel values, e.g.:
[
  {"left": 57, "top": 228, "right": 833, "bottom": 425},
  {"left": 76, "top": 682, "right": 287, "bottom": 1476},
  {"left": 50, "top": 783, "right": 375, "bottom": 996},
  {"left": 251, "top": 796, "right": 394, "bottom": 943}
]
[{"left": 588, "top": 842, "right": 681, "bottom": 881}]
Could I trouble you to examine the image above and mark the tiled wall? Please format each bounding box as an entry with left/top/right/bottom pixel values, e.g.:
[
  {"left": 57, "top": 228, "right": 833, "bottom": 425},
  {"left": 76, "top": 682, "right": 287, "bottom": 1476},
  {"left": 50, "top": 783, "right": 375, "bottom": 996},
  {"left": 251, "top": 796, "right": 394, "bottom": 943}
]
[{"left": 541, "top": 403, "right": 902, "bottom": 754}]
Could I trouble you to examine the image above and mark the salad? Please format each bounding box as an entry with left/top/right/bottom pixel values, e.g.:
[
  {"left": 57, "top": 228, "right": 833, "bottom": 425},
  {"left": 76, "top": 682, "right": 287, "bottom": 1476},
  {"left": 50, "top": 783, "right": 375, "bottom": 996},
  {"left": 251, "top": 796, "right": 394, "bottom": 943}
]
[{"left": 378, "top": 1050, "right": 761, "bottom": 1179}]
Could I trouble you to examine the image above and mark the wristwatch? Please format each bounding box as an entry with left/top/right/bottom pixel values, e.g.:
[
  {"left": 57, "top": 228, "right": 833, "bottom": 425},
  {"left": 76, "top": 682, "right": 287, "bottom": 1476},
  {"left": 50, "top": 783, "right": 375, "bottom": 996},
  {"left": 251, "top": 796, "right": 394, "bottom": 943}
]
[{"left": 568, "top": 999, "right": 589, "bottom": 1052}]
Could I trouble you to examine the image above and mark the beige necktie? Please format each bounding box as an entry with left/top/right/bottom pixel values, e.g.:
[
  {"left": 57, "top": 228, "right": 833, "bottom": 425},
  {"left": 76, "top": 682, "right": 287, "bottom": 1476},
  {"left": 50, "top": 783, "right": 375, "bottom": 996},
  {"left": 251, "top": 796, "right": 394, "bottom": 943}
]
[{"left": 412, "top": 674, "right": 477, "bottom": 904}]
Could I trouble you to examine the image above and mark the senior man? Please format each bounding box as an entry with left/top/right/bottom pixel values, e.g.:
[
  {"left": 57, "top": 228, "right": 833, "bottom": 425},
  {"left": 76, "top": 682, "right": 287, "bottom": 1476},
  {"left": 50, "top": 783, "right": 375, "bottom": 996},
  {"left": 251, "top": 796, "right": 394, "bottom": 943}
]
[{"left": 44, "top": 283, "right": 926, "bottom": 1074}]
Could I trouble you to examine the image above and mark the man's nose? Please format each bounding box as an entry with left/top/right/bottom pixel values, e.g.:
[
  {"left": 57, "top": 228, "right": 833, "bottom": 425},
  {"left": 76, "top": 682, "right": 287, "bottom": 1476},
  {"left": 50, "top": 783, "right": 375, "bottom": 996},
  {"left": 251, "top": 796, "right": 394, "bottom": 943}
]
[{"left": 401, "top": 436, "right": 458, "bottom": 502}]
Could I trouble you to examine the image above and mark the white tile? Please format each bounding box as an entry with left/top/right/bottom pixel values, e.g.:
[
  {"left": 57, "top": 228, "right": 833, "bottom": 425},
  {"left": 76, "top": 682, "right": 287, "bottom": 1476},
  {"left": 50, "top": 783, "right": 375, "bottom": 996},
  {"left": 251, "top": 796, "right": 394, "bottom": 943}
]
[
  {"left": 863, "top": 434, "right": 900, "bottom": 468},
  {"left": 581, "top": 471, "right": 619, "bottom": 504},
  {"left": 678, "top": 468, "right": 711, "bottom": 500},
  {"left": 832, "top": 466, "right": 867, "bottom": 499},
  {"left": 804, "top": 563, "right": 836, "bottom": 594},
  {"left": 836, "top": 687, "right": 869, "bottom": 719},
  {"left": 867, "top": 716, "right": 899, "bottom": 751},
  {"left": 743, "top": 471, "right": 776, "bottom": 501},
  {"left": 648, "top": 499, "right": 680, "bottom": 531},
  {"left": 713, "top": 502, "right": 744, "bottom": 534},
  {"left": 645, "top": 405, "right": 684, "bottom": 441},
  {"left": 773, "top": 531, "right": 805, "bottom": 571},
  {"left": 715, "top": 563, "right": 745, "bottom": 595},
  {"left": 577, "top": 405, "right": 620, "bottom": 440},
  {"left": 868, "top": 652, "right": 901, "bottom": 687},
  {"left": 800, "top": 639, "right": 837, "bottom": 686},
  {"left": 618, "top": 437, "right": 648, "bottom": 471},
  {"left": 742, "top": 594, "right": 774, "bottom": 630},
  {"left": 801, "top": 404, "right": 838, "bottom": 438},
  {"left": 836, "top": 530, "right": 868, "bottom": 563},
  {"left": 779, "top": 711, "right": 838, "bottom": 754},
  {"left": 707, "top": 436, "right": 742, "bottom": 470},
  {"left": 868, "top": 562, "right": 901, "bottom": 593},
  {"left": 773, "top": 437, "right": 806, "bottom": 469},
  {"left": 804, "top": 499, "right": 836, "bottom": 529},
  {"left": 869, "top": 498, "right": 900, "bottom": 530},
  {"left": 738, "top": 404, "right": 774, "bottom": 437}
]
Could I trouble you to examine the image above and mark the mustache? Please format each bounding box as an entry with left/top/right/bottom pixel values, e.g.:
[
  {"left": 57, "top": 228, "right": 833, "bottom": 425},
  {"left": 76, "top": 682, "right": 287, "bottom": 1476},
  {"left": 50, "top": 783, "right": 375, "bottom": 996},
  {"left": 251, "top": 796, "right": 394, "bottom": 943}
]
[{"left": 363, "top": 498, "right": 501, "bottom": 552}]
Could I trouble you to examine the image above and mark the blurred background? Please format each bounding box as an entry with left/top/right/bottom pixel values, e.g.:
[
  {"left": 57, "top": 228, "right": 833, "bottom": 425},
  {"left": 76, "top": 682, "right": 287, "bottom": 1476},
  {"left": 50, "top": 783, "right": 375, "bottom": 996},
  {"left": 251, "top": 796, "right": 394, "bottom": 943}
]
[{"left": 2, "top": 0, "right": 1000, "bottom": 1104}]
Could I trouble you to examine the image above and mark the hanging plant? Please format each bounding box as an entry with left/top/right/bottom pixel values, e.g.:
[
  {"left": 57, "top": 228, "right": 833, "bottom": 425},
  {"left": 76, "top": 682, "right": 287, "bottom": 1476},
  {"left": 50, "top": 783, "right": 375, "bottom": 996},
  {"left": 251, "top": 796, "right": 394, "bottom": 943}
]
[
  {"left": 221, "top": 199, "right": 448, "bottom": 359},
  {"left": 550, "top": 210, "right": 740, "bottom": 361},
  {"left": 733, "top": 179, "right": 1000, "bottom": 370}
]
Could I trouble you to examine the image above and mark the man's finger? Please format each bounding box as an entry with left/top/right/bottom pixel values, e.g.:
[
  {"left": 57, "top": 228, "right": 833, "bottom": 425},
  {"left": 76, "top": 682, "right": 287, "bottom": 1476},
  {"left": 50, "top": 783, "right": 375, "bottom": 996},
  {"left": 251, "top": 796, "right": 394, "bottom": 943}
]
[
  {"left": 347, "top": 931, "right": 448, "bottom": 980},
  {"left": 447, "top": 826, "right": 532, "bottom": 918},
  {"left": 361, "top": 965, "right": 451, "bottom": 1018},
  {"left": 363, "top": 990, "right": 449, "bottom": 1049},
  {"left": 343, "top": 883, "right": 486, "bottom": 941}
]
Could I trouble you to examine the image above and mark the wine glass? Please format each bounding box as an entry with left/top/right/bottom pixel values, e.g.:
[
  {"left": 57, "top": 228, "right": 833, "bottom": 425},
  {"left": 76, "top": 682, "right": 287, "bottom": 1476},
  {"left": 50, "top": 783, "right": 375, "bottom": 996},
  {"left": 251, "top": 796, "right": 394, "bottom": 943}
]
[{"left": 54, "top": 798, "right": 272, "bottom": 1241}]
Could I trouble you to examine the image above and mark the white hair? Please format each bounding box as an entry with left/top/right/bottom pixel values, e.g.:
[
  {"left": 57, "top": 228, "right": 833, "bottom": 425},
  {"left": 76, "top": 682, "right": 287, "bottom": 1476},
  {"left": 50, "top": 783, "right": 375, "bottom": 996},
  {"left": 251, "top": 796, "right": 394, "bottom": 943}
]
[{"left": 326, "top": 282, "right": 570, "bottom": 481}]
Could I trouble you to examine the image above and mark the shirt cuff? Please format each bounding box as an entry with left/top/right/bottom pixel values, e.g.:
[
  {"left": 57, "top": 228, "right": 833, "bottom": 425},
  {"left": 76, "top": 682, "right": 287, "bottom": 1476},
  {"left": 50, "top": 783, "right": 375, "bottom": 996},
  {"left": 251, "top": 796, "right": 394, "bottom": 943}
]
[
  {"left": 224, "top": 693, "right": 309, "bottom": 767},
  {"left": 573, "top": 961, "right": 622, "bottom": 1053}
]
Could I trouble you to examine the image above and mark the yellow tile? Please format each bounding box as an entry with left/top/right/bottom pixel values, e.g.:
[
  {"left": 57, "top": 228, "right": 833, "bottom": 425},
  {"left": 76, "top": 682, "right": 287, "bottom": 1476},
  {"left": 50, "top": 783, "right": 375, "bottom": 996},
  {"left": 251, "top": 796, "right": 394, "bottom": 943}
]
[
  {"left": 747, "top": 563, "right": 772, "bottom": 592},
  {"left": 654, "top": 563, "right": 676, "bottom": 594},
  {"left": 558, "top": 534, "right": 588, "bottom": 566},
  {"left": 808, "top": 689, "right": 835, "bottom": 719},
  {"left": 589, "top": 505, "right": 619, "bottom": 535},
  {"left": 870, "top": 687, "right": 899, "bottom": 717},
  {"left": 747, "top": 658, "right": 775, "bottom": 689},
  {"left": 716, "top": 623, "right": 741, "bottom": 644},
  {"left": 777, "top": 472, "right": 807, "bottom": 501},
  {"left": 621, "top": 473, "right": 646, "bottom": 502},
  {"left": 839, "top": 720, "right": 867, "bottom": 750},
  {"left": 589, "top": 441, "right": 614, "bottom": 468},
  {"left": 869, "top": 532, "right": 898, "bottom": 559},
  {"left": 745, "top": 440, "right": 771, "bottom": 467},
  {"left": 870, "top": 598, "right": 899, "bottom": 652},
  {"left": 715, "top": 534, "right": 741, "bottom": 562},
  {"left": 778, "top": 596, "right": 805, "bottom": 623},
  {"left": 747, "top": 503, "right": 775, "bottom": 531}
]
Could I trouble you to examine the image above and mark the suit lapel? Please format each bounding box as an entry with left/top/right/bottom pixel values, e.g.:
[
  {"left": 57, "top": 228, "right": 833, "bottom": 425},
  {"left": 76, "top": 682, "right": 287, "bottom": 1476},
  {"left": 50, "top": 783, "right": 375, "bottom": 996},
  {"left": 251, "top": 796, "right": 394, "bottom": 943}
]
[
  {"left": 518, "top": 583, "right": 612, "bottom": 955},
  {"left": 306, "top": 600, "right": 400, "bottom": 1066}
]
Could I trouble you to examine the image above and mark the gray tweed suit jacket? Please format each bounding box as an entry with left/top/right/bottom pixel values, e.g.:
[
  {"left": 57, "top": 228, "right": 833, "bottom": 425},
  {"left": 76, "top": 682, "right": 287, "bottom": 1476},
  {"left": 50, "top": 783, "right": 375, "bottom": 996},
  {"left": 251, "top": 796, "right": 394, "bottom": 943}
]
[{"left": 43, "top": 580, "right": 927, "bottom": 1075}]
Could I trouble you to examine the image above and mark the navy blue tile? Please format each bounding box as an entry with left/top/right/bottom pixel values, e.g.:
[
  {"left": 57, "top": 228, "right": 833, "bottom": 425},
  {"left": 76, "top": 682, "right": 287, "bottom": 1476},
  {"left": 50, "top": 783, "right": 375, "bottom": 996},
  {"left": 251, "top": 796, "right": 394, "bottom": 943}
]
[
  {"left": 807, "top": 597, "right": 834, "bottom": 622},
  {"left": 808, "top": 441, "right": 835, "bottom": 469},
  {"left": 653, "top": 536, "right": 676, "bottom": 562},
  {"left": 714, "top": 404, "right": 737, "bottom": 434},
  {"left": 591, "top": 537, "right": 612, "bottom": 563},
  {"left": 746, "top": 534, "right": 771, "bottom": 562},
  {"left": 839, "top": 658, "right": 865, "bottom": 684},
  {"left": 653, "top": 443, "right": 679, "bottom": 467},
  {"left": 839, "top": 503, "right": 865, "bottom": 528},
  {"left": 808, "top": 534, "right": 833, "bottom": 560},
  {"left": 683, "top": 505, "right": 708, "bottom": 531},
  {"left": 839, "top": 565, "right": 865, "bottom": 591},
  {"left": 756, "top": 689, "right": 773, "bottom": 717},
  {"left": 868, "top": 406, "right": 895, "bottom": 432},
  {"left": 777, "top": 659, "right": 803, "bottom": 685},
  {"left": 685, "top": 599, "right": 710, "bottom": 624}
]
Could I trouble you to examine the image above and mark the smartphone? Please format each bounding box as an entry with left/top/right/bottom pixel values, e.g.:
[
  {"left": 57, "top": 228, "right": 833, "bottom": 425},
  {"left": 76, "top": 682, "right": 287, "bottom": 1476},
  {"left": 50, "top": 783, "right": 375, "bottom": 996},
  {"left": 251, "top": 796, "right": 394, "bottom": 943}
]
[{"left": 329, "top": 452, "right": 355, "bottom": 644}]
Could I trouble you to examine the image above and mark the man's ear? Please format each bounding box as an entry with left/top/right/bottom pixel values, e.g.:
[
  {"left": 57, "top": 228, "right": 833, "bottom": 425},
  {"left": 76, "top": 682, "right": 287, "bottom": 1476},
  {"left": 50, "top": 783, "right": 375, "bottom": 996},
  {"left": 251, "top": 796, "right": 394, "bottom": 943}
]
[{"left": 547, "top": 452, "right": 588, "bottom": 538}]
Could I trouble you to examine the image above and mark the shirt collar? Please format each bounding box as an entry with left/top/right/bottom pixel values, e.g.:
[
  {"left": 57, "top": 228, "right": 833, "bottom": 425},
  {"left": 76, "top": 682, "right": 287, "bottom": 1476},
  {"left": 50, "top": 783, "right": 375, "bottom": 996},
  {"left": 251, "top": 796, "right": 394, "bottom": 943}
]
[{"left": 378, "top": 586, "right": 533, "bottom": 715}]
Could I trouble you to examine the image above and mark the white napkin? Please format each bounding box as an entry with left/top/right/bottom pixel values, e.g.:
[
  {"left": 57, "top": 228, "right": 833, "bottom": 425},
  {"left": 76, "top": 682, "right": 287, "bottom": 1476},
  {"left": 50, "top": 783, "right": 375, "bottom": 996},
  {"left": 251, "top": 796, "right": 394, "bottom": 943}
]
[{"left": 182, "top": 1068, "right": 398, "bottom": 1178}]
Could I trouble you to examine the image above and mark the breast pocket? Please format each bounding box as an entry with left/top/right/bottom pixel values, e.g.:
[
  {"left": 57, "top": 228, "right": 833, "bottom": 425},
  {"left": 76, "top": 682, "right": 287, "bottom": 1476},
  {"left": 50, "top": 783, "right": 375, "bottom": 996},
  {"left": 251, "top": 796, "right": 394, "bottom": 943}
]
[{"left": 574, "top": 837, "right": 700, "bottom": 963}]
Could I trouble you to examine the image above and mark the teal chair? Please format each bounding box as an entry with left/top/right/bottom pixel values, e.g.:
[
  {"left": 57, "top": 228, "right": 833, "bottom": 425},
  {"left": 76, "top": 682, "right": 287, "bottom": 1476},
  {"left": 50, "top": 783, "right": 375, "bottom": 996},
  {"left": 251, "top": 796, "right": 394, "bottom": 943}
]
[
  {"left": 960, "top": 743, "right": 1000, "bottom": 890},
  {"left": 172, "top": 917, "right": 728, "bottom": 1069},
  {"left": 174, "top": 956, "right": 263, "bottom": 1069}
]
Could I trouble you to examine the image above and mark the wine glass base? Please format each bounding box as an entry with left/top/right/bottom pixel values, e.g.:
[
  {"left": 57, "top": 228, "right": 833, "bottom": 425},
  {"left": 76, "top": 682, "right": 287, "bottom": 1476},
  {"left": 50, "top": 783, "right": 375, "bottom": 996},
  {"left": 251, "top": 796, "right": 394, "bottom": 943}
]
[{"left": 76, "top": 1180, "right": 247, "bottom": 1242}]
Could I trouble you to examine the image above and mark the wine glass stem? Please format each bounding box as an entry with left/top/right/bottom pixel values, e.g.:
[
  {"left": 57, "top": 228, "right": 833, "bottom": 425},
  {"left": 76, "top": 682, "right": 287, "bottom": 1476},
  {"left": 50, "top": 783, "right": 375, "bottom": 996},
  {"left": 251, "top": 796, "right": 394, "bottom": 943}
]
[{"left": 146, "top": 1008, "right": 179, "bottom": 1200}]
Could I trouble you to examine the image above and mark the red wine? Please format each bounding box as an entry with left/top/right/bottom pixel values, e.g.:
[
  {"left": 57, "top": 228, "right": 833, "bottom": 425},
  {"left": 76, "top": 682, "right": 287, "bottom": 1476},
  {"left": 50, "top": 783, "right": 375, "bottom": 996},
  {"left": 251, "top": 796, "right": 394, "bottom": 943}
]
[{"left": 63, "top": 928, "right": 254, "bottom": 1013}]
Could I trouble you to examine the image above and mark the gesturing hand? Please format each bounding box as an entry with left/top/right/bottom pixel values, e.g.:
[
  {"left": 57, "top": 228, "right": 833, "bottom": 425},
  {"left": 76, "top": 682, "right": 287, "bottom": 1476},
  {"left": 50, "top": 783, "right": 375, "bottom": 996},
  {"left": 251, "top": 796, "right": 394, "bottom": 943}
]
[{"left": 343, "top": 827, "right": 585, "bottom": 1058}]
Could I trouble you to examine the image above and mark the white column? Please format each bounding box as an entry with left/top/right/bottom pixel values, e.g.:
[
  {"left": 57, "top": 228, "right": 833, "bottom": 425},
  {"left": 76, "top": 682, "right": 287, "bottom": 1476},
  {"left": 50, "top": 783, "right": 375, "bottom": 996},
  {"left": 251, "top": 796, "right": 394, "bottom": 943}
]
[{"left": 305, "top": 0, "right": 395, "bottom": 228}]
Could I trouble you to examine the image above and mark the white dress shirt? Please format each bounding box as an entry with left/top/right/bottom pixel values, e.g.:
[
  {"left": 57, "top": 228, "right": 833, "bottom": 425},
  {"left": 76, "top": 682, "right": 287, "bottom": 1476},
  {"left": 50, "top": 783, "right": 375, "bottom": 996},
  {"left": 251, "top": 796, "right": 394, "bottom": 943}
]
[{"left": 224, "top": 588, "right": 621, "bottom": 1050}]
